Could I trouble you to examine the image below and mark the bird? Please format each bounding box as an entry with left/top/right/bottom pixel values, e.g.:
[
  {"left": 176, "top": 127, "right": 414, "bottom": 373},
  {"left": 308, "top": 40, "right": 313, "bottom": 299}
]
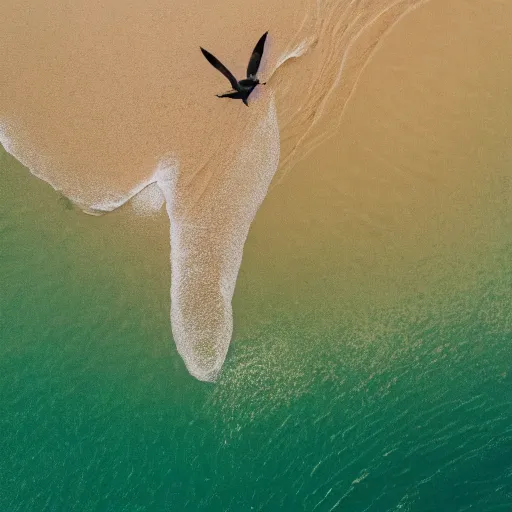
[{"left": 200, "top": 32, "right": 268, "bottom": 107}]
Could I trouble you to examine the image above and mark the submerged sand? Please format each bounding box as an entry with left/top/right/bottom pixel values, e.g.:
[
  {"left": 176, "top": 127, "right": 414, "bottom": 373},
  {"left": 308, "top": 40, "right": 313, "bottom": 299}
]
[{"left": 0, "top": 0, "right": 510, "bottom": 379}]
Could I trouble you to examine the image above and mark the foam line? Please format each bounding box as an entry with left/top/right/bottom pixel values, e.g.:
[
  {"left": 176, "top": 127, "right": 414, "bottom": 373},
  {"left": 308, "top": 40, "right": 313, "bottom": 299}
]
[
  {"left": 162, "top": 97, "right": 280, "bottom": 381},
  {"left": 275, "top": 39, "right": 312, "bottom": 69}
]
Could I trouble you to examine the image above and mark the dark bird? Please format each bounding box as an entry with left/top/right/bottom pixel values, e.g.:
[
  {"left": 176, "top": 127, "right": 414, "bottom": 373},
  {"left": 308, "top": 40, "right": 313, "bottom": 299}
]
[{"left": 200, "top": 32, "right": 268, "bottom": 106}]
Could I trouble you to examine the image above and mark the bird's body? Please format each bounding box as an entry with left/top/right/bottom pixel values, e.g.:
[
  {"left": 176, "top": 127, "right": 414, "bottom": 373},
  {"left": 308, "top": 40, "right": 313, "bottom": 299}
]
[{"left": 200, "top": 32, "right": 268, "bottom": 106}]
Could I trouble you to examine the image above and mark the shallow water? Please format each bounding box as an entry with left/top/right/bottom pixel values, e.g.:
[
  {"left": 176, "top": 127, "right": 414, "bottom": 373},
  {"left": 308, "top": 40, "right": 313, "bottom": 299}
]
[
  {"left": 1, "top": 0, "right": 512, "bottom": 509},
  {"left": 1, "top": 144, "right": 511, "bottom": 510}
]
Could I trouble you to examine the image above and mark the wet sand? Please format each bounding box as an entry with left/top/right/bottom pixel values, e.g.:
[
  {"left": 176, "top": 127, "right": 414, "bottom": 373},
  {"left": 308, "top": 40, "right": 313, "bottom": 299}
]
[
  {"left": 1, "top": 0, "right": 511, "bottom": 379},
  {"left": 249, "top": 0, "right": 512, "bottom": 310}
]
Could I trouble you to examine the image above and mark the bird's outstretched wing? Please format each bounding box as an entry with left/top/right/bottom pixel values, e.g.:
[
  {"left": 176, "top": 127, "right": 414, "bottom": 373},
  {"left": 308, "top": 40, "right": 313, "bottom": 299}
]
[
  {"left": 200, "top": 47, "right": 239, "bottom": 91},
  {"left": 246, "top": 31, "right": 268, "bottom": 78}
]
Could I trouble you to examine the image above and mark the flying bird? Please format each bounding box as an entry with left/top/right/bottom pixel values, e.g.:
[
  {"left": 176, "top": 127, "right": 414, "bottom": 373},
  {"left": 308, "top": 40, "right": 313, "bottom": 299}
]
[{"left": 200, "top": 32, "right": 268, "bottom": 106}]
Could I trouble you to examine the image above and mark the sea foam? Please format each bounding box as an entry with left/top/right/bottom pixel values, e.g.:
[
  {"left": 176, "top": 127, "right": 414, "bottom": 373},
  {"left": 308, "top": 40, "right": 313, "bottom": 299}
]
[{"left": 162, "top": 96, "right": 280, "bottom": 381}]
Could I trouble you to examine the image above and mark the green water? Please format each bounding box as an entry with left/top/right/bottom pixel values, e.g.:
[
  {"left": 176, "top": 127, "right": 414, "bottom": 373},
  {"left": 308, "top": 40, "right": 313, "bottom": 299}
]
[{"left": 1, "top": 146, "right": 511, "bottom": 511}]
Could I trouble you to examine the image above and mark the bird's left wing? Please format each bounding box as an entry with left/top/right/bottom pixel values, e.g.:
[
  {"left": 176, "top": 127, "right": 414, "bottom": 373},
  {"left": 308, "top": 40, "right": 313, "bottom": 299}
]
[{"left": 200, "top": 47, "right": 240, "bottom": 91}]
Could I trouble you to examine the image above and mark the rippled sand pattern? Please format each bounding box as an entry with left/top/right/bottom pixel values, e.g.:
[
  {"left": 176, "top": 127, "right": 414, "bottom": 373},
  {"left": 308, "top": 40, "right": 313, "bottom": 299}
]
[{"left": 0, "top": 0, "right": 509, "bottom": 379}]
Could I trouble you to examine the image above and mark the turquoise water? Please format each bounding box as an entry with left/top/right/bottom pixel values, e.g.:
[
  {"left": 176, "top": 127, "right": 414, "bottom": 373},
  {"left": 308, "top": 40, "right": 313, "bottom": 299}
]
[{"left": 1, "top": 146, "right": 511, "bottom": 511}]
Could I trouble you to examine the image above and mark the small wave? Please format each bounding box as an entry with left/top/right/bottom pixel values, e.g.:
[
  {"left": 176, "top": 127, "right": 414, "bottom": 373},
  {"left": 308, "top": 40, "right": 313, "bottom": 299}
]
[
  {"left": 129, "top": 183, "right": 165, "bottom": 216},
  {"left": 274, "top": 38, "right": 314, "bottom": 70},
  {"left": 0, "top": 121, "right": 14, "bottom": 154},
  {"left": 86, "top": 166, "right": 176, "bottom": 216}
]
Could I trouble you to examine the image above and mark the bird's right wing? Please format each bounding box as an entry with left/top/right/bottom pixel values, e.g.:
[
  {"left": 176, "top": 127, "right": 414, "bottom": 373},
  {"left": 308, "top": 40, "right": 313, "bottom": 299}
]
[
  {"left": 200, "top": 47, "right": 240, "bottom": 91},
  {"left": 247, "top": 31, "right": 268, "bottom": 78}
]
